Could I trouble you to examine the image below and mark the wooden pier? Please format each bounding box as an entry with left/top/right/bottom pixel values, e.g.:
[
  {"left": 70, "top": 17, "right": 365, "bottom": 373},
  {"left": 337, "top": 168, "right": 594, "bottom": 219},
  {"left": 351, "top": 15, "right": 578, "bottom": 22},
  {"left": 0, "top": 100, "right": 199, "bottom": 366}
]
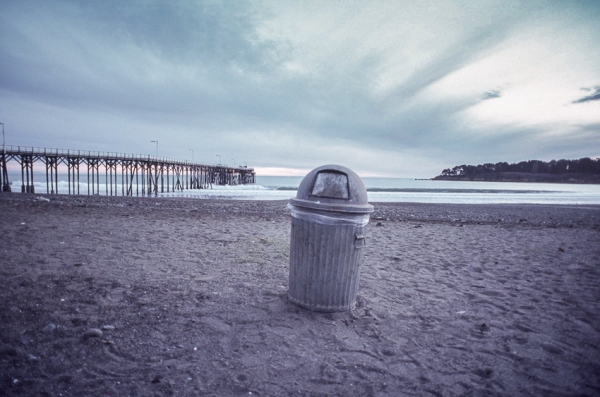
[{"left": 0, "top": 146, "right": 255, "bottom": 196}]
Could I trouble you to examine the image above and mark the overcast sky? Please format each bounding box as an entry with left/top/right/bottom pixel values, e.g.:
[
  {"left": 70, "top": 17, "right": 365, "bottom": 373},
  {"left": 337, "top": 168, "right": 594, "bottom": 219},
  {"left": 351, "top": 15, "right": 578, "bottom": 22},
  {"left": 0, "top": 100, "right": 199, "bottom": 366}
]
[{"left": 1, "top": 0, "right": 599, "bottom": 177}]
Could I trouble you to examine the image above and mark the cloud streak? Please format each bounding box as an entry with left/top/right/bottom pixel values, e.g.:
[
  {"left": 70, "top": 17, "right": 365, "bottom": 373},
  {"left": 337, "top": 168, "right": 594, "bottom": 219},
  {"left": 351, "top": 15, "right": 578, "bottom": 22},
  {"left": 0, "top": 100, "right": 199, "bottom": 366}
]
[{"left": 482, "top": 90, "right": 501, "bottom": 100}]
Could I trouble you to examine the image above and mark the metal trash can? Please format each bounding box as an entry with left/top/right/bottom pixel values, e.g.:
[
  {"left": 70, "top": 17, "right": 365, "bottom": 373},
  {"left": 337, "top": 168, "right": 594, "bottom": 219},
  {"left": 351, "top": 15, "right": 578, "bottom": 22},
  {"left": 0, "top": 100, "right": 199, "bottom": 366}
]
[{"left": 287, "top": 164, "right": 374, "bottom": 312}]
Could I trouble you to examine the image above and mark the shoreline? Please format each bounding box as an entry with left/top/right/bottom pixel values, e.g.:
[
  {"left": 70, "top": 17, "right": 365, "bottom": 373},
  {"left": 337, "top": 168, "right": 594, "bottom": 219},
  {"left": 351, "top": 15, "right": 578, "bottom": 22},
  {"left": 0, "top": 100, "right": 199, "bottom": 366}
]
[
  {"left": 1, "top": 194, "right": 599, "bottom": 396},
  {"left": 2, "top": 192, "right": 599, "bottom": 227}
]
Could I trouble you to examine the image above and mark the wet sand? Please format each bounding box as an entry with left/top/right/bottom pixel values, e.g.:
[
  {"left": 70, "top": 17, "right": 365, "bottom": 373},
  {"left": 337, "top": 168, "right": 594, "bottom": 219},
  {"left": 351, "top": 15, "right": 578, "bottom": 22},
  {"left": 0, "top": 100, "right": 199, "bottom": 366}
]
[{"left": 1, "top": 193, "right": 599, "bottom": 396}]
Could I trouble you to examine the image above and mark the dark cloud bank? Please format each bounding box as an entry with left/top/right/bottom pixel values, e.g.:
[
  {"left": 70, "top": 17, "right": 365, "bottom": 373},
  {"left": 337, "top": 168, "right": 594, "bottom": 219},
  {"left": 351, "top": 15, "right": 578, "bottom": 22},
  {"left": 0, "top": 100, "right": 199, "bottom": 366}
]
[{"left": 573, "top": 86, "right": 600, "bottom": 104}]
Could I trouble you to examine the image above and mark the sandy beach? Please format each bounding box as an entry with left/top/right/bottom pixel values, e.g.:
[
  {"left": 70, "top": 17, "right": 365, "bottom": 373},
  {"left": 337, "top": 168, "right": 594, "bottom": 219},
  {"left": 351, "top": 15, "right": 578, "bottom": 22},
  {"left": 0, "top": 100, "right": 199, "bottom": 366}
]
[{"left": 1, "top": 193, "right": 599, "bottom": 396}]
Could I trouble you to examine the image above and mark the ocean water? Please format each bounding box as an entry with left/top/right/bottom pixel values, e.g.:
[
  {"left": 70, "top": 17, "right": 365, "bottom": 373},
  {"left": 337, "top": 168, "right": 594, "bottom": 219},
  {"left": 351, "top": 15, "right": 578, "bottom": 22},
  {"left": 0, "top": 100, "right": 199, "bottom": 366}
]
[
  {"left": 5, "top": 173, "right": 600, "bottom": 205},
  {"left": 254, "top": 176, "right": 600, "bottom": 205}
]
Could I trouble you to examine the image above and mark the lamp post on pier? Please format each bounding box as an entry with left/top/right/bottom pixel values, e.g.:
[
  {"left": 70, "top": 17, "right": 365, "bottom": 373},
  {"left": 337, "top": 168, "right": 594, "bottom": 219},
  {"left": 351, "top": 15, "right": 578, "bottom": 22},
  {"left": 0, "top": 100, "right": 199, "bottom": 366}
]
[
  {"left": 151, "top": 140, "right": 158, "bottom": 158},
  {"left": 190, "top": 149, "right": 194, "bottom": 163},
  {"left": 216, "top": 154, "right": 221, "bottom": 166}
]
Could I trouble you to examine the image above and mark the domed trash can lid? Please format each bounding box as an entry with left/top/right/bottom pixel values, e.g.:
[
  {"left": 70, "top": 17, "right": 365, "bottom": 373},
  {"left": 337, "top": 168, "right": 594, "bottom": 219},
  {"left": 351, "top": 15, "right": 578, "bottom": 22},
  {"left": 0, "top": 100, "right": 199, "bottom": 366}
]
[{"left": 290, "top": 164, "right": 374, "bottom": 214}]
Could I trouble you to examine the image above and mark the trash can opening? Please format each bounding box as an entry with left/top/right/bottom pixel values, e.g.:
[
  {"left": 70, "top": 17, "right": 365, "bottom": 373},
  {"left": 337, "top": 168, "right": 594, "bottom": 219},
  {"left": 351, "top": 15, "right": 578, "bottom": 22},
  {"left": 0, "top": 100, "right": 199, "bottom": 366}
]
[{"left": 311, "top": 171, "right": 349, "bottom": 199}]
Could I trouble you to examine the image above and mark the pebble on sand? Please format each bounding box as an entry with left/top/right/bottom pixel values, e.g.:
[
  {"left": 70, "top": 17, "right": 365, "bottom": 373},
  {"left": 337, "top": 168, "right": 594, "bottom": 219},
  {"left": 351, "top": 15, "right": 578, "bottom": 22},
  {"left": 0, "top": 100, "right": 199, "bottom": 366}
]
[
  {"left": 84, "top": 328, "right": 103, "bottom": 338},
  {"left": 101, "top": 325, "right": 116, "bottom": 331},
  {"left": 41, "top": 324, "right": 56, "bottom": 333}
]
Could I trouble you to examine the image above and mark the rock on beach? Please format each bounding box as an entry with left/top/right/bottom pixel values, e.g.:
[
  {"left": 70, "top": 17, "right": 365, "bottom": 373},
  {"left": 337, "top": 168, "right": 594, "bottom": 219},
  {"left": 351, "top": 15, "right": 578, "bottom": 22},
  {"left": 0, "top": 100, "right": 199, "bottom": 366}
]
[{"left": 83, "top": 328, "right": 103, "bottom": 338}]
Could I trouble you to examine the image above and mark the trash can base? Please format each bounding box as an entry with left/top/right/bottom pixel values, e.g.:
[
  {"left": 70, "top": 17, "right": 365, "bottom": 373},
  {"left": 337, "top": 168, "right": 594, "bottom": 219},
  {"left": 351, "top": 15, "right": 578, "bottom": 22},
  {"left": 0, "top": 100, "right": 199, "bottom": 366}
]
[{"left": 287, "top": 294, "right": 356, "bottom": 312}]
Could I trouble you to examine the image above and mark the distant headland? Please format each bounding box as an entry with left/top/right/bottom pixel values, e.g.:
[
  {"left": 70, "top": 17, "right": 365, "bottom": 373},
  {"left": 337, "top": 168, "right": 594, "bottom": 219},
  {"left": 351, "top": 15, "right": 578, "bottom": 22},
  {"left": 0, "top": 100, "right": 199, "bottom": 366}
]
[{"left": 433, "top": 158, "right": 600, "bottom": 184}]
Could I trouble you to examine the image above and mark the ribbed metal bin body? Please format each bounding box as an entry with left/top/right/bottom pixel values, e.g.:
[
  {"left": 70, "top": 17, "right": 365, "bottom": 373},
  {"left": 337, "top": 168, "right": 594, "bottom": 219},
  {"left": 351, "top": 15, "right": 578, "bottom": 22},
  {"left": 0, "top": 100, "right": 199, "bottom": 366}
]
[{"left": 288, "top": 216, "right": 366, "bottom": 312}]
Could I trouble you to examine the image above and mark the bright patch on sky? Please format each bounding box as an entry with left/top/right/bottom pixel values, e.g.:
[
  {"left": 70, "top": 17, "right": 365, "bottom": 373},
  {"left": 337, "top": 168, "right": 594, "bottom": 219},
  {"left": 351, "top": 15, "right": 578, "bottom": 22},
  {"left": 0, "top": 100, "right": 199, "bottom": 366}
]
[
  {"left": 253, "top": 167, "right": 311, "bottom": 177},
  {"left": 419, "top": 20, "right": 600, "bottom": 138}
]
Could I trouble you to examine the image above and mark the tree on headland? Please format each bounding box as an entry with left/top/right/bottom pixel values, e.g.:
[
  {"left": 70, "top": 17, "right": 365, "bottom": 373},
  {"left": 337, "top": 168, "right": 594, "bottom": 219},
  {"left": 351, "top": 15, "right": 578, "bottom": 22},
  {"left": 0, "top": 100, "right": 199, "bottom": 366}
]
[
  {"left": 439, "top": 158, "right": 600, "bottom": 177},
  {"left": 435, "top": 158, "right": 600, "bottom": 184}
]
